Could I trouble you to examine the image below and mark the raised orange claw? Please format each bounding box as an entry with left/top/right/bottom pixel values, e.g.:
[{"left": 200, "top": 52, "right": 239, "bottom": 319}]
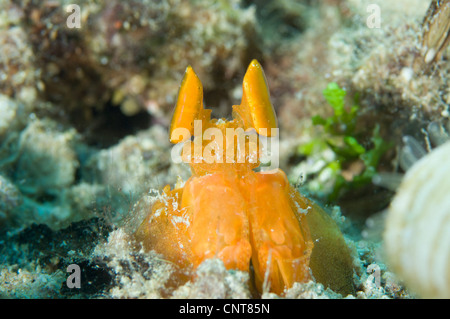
[
  {"left": 135, "top": 60, "right": 313, "bottom": 295},
  {"left": 234, "top": 60, "right": 278, "bottom": 136},
  {"left": 169, "top": 66, "right": 209, "bottom": 143}
]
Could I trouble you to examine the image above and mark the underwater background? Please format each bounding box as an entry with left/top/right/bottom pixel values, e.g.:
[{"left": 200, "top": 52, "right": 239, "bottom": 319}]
[{"left": 0, "top": 0, "right": 449, "bottom": 299}]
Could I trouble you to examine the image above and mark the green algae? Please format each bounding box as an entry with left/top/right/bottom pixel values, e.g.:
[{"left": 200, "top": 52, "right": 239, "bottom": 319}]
[{"left": 299, "top": 82, "right": 392, "bottom": 202}]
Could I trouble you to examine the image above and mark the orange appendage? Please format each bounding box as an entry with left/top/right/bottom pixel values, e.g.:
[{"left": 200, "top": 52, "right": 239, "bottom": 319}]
[
  {"left": 136, "top": 169, "right": 313, "bottom": 294},
  {"left": 246, "top": 170, "right": 313, "bottom": 294},
  {"left": 233, "top": 59, "right": 278, "bottom": 136},
  {"left": 182, "top": 172, "right": 252, "bottom": 271},
  {"left": 135, "top": 186, "right": 192, "bottom": 270}
]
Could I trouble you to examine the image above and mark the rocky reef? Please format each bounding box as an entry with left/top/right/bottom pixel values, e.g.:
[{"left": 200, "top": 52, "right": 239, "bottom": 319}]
[{"left": 0, "top": 0, "right": 448, "bottom": 299}]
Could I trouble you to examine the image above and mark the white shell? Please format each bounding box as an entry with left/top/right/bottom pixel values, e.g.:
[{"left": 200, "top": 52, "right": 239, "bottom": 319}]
[{"left": 384, "top": 140, "right": 450, "bottom": 299}]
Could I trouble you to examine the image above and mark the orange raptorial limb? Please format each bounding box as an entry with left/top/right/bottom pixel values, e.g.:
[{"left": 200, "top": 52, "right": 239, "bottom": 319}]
[
  {"left": 244, "top": 169, "right": 313, "bottom": 294},
  {"left": 181, "top": 172, "right": 252, "bottom": 271},
  {"left": 233, "top": 59, "right": 278, "bottom": 137},
  {"left": 169, "top": 66, "right": 211, "bottom": 144}
]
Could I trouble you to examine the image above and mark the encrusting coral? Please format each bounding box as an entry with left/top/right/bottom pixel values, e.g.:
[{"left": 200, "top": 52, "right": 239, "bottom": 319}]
[{"left": 2, "top": 0, "right": 259, "bottom": 131}]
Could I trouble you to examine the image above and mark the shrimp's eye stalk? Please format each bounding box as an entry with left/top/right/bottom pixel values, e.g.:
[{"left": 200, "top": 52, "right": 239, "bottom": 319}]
[
  {"left": 233, "top": 59, "right": 278, "bottom": 137},
  {"left": 169, "top": 66, "right": 204, "bottom": 144}
]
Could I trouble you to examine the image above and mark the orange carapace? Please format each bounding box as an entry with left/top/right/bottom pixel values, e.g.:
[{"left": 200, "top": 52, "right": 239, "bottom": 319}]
[{"left": 135, "top": 60, "right": 314, "bottom": 294}]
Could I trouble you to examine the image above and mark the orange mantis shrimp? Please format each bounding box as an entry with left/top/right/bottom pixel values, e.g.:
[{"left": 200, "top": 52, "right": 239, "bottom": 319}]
[{"left": 135, "top": 60, "right": 354, "bottom": 295}]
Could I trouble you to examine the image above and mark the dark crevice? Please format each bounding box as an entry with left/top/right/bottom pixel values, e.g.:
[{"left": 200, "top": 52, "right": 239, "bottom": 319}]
[{"left": 73, "top": 99, "right": 153, "bottom": 148}]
